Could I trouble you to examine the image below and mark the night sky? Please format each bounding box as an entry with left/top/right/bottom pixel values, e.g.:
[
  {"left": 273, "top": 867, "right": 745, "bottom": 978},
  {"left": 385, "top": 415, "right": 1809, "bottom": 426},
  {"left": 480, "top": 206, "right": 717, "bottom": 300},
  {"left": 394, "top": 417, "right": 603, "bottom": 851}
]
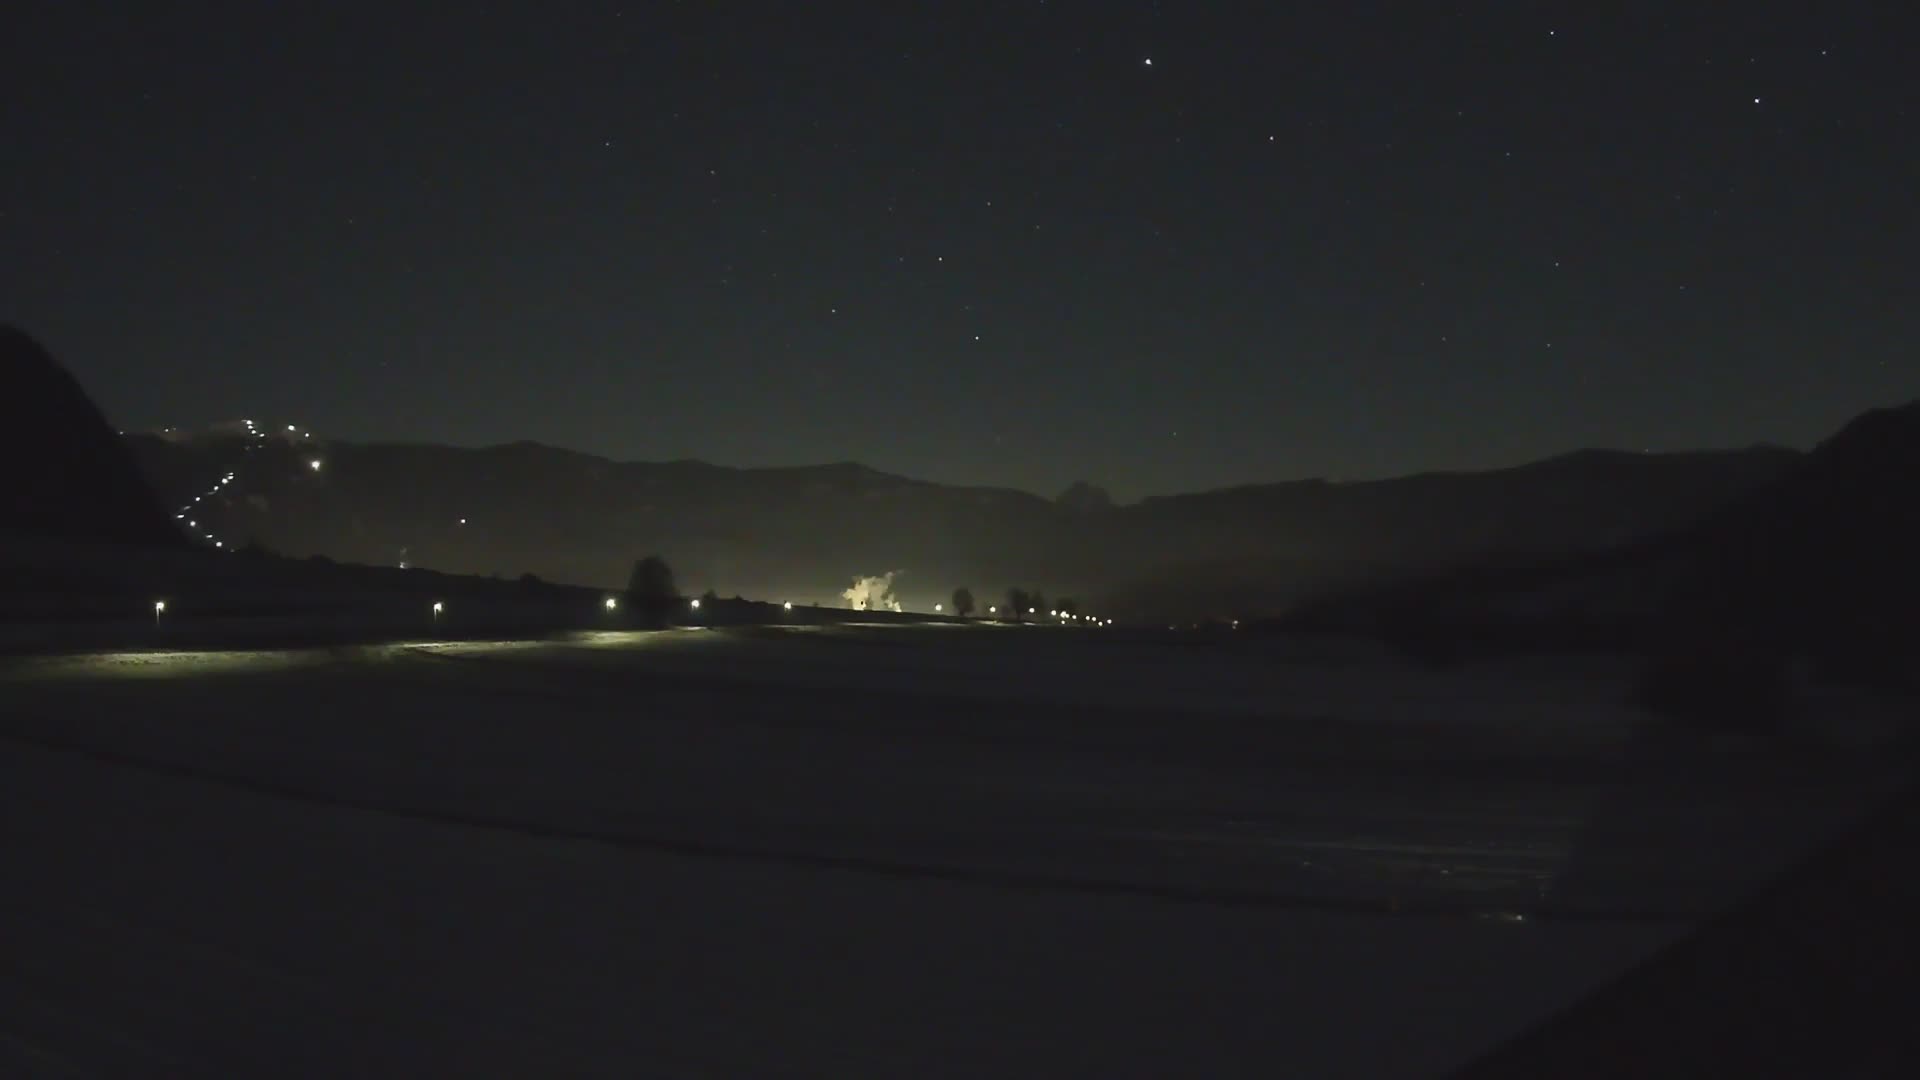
[{"left": 6, "top": 3, "right": 1915, "bottom": 498}]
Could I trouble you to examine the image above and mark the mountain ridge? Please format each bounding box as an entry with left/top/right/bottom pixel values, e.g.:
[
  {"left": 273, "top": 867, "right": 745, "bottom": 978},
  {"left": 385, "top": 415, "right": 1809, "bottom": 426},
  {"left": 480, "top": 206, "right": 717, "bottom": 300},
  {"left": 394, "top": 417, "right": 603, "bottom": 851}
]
[{"left": 124, "top": 425, "right": 1803, "bottom": 618}]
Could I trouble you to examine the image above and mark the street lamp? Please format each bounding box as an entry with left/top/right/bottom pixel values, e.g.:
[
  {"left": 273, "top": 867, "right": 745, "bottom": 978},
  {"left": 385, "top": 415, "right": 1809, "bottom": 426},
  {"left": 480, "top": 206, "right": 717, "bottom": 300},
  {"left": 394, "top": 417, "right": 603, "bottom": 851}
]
[
  {"left": 988, "top": 605, "right": 997, "bottom": 614},
  {"left": 153, "top": 600, "right": 166, "bottom": 626},
  {"left": 690, "top": 598, "right": 701, "bottom": 610},
  {"left": 431, "top": 600, "right": 444, "bottom": 624},
  {"left": 604, "top": 596, "right": 619, "bottom": 611}
]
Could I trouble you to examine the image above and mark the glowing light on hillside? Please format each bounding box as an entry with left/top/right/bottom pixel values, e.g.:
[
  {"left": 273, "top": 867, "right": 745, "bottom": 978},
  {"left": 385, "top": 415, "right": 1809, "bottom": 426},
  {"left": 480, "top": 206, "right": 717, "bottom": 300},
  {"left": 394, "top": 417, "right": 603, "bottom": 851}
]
[
  {"left": 309, "top": 459, "right": 323, "bottom": 472},
  {"left": 604, "top": 597, "right": 619, "bottom": 611},
  {"left": 783, "top": 601, "right": 793, "bottom": 611}
]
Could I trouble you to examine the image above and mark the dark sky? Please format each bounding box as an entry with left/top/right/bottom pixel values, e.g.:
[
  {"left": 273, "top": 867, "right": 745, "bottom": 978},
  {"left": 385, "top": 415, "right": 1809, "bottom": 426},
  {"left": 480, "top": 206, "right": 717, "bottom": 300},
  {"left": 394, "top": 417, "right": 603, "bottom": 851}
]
[{"left": 6, "top": 3, "right": 1915, "bottom": 498}]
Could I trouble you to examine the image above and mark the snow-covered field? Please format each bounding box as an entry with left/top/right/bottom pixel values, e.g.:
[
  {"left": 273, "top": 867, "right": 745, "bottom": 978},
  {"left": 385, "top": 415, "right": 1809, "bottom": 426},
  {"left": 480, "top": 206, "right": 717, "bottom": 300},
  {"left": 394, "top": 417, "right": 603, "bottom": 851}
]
[{"left": 0, "top": 625, "right": 1907, "bottom": 1077}]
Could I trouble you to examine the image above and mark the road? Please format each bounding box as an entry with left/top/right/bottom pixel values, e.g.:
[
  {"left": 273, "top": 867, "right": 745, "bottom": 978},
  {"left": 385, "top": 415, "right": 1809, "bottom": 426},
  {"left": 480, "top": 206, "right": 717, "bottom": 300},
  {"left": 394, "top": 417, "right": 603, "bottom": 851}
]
[{"left": 0, "top": 626, "right": 1903, "bottom": 1076}]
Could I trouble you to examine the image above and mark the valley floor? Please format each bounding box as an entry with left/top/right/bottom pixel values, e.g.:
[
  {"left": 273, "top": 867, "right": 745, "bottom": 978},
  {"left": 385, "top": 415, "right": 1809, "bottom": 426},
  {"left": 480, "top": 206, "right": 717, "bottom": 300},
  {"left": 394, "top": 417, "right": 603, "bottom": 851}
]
[{"left": 0, "top": 626, "right": 1907, "bottom": 1077}]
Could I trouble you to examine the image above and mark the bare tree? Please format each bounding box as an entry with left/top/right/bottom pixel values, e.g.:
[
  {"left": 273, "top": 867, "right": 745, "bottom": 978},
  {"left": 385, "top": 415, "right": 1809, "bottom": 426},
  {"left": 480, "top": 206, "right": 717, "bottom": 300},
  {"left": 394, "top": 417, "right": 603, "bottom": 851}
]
[
  {"left": 1005, "top": 587, "right": 1031, "bottom": 622},
  {"left": 627, "top": 555, "right": 677, "bottom": 603},
  {"left": 951, "top": 586, "right": 976, "bottom": 618},
  {"left": 626, "top": 555, "right": 678, "bottom": 624}
]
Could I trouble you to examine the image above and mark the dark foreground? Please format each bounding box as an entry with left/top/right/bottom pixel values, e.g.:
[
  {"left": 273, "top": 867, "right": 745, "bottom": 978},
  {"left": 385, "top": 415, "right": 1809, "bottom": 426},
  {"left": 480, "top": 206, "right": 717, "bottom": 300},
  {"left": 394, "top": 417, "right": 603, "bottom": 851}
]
[{"left": 0, "top": 626, "right": 1907, "bottom": 1077}]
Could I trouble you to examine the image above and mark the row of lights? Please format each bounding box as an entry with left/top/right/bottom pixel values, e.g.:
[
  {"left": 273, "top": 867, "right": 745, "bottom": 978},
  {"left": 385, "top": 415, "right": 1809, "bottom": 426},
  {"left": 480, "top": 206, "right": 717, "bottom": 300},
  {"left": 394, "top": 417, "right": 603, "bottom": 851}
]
[
  {"left": 974, "top": 603, "right": 1112, "bottom": 626},
  {"left": 171, "top": 419, "right": 324, "bottom": 551},
  {"left": 152, "top": 592, "right": 1112, "bottom": 631}
]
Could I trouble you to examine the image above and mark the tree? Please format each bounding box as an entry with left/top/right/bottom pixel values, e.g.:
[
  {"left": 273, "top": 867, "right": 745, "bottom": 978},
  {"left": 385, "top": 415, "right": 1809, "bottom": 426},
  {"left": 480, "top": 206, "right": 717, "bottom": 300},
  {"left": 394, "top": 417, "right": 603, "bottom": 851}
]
[
  {"left": 626, "top": 555, "right": 678, "bottom": 622},
  {"left": 1005, "top": 587, "right": 1031, "bottom": 622},
  {"left": 951, "top": 587, "right": 976, "bottom": 618}
]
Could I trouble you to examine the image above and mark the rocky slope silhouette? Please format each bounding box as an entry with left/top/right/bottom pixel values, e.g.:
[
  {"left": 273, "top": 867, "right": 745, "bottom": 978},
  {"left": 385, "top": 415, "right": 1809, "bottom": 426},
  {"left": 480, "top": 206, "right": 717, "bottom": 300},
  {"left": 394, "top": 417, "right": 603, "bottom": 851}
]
[{"left": 0, "top": 326, "right": 180, "bottom": 547}]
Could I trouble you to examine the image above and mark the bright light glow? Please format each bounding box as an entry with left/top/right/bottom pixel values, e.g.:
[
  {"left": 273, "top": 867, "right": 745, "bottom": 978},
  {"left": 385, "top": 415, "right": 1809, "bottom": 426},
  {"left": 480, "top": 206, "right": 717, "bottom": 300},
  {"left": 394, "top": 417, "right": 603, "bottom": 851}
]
[
  {"left": 988, "top": 605, "right": 997, "bottom": 613},
  {"left": 431, "top": 601, "right": 444, "bottom": 614},
  {"left": 288, "top": 425, "right": 296, "bottom": 431},
  {"left": 153, "top": 601, "right": 166, "bottom": 614},
  {"left": 213, "top": 541, "right": 223, "bottom": 548},
  {"left": 783, "top": 601, "right": 793, "bottom": 611},
  {"left": 934, "top": 603, "right": 943, "bottom": 612},
  {"left": 604, "top": 597, "right": 619, "bottom": 610},
  {"left": 690, "top": 598, "right": 701, "bottom": 609},
  {"left": 457, "top": 518, "right": 467, "bottom": 525},
  {"left": 1049, "top": 610, "right": 1057, "bottom": 618},
  {"left": 1028, "top": 607, "right": 1035, "bottom": 614},
  {"left": 309, "top": 459, "right": 323, "bottom": 471}
]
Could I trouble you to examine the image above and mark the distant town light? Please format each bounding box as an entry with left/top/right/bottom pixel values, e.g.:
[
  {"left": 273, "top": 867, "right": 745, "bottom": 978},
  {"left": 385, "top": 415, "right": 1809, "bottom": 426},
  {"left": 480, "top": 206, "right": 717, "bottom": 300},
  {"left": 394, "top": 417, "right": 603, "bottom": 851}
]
[
  {"left": 783, "top": 601, "right": 793, "bottom": 611},
  {"left": 690, "top": 598, "right": 701, "bottom": 610},
  {"left": 153, "top": 600, "right": 166, "bottom": 614},
  {"left": 988, "top": 605, "right": 997, "bottom": 613},
  {"left": 604, "top": 597, "right": 619, "bottom": 611},
  {"left": 934, "top": 603, "right": 943, "bottom": 612},
  {"left": 309, "top": 459, "right": 323, "bottom": 471},
  {"left": 1028, "top": 607, "right": 1036, "bottom": 614},
  {"left": 431, "top": 600, "right": 444, "bottom": 614},
  {"left": 287, "top": 424, "right": 296, "bottom": 432}
]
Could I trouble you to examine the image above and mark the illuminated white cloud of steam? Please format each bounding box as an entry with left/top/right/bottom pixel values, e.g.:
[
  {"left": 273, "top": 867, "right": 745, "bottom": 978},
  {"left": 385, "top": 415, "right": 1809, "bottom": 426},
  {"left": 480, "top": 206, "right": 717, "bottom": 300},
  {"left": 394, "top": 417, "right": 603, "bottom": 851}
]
[{"left": 841, "top": 571, "right": 903, "bottom": 612}]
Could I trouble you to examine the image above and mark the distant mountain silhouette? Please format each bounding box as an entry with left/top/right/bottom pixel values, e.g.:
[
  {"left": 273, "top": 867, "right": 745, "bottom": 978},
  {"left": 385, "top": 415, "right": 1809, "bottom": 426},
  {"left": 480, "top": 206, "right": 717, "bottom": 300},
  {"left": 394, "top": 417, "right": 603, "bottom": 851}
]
[
  {"left": 0, "top": 326, "right": 180, "bottom": 547},
  {"left": 1277, "top": 401, "right": 1920, "bottom": 680},
  {"left": 126, "top": 425, "right": 1797, "bottom": 618},
  {"left": 1677, "top": 400, "right": 1920, "bottom": 676}
]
